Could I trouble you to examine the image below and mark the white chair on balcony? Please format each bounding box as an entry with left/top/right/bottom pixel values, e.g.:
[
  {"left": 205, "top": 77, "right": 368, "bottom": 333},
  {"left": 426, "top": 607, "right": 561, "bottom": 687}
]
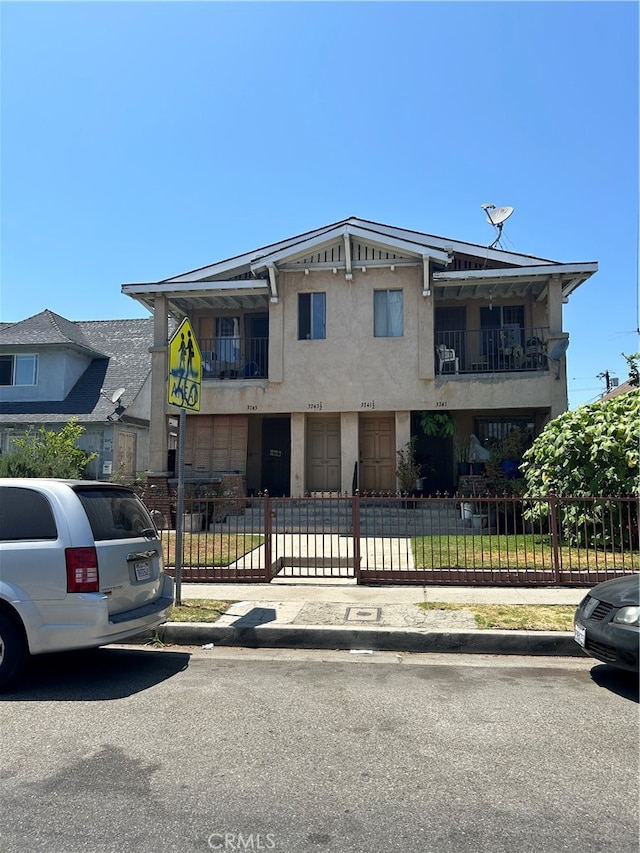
[{"left": 436, "top": 344, "right": 459, "bottom": 374}]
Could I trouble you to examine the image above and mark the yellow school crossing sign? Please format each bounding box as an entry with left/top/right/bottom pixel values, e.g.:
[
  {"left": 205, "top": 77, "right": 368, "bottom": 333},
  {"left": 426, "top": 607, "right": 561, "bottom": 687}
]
[{"left": 167, "top": 318, "right": 201, "bottom": 411}]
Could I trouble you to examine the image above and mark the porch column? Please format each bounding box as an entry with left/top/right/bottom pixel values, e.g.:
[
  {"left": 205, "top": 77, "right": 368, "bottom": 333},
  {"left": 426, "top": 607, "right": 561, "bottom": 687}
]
[
  {"left": 547, "top": 275, "right": 569, "bottom": 416},
  {"left": 148, "top": 295, "right": 169, "bottom": 475},
  {"left": 548, "top": 276, "right": 563, "bottom": 335},
  {"left": 341, "top": 412, "right": 359, "bottom": 495},
  {"left": 418, "top": 267, "right": 435, "bottom": 378},
  {"left": 269, "top": 296, "right": 284, "bottom": 383},
  {"left": 290, "top": 412, "right": 305, "bottom": 497},
  {"left": 395, "top": 411, "right": 411, "bottom": 455}
]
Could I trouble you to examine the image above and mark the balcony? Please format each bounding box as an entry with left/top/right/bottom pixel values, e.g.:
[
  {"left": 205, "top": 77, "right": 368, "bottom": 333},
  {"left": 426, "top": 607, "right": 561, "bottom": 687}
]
[
  {"left": 435, "top": 327, "right": 549, "bottom": 375},
  {"left": 200, "top": 336, "right": 269, "bottom": 380}
]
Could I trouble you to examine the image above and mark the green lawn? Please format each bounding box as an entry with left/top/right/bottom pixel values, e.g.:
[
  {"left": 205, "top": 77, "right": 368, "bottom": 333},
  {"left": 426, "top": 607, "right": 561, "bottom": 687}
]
[
  {"left": 161, "top": 532, "right": 263, "bottom": 567},
  {"left": 412, "top": 534, "right": 639, "bottom": 571}
]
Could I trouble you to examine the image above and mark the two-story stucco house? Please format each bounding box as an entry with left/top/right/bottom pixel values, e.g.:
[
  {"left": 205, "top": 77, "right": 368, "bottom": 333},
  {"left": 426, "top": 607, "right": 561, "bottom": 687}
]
[
  {"left": 0, "top": 310, "right": 154, "bottom": 479},
  {"left": 122, "top": 217, "right": 597, "bottom": 497}
]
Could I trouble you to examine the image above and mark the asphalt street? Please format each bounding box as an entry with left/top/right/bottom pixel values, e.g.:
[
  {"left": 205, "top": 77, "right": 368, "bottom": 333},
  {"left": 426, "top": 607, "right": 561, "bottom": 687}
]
[{"left": 0, "top": 646, "right": 638, "bottom": 853}]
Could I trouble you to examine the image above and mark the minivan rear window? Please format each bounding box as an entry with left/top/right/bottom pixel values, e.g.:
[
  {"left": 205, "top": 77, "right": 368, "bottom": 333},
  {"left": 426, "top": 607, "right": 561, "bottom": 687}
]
[
  {"left": 0, "top": 487, "right": 58, "bottom": 541},
  {"left": 74, "top": 487, "right": 156, "bottom": 541}
]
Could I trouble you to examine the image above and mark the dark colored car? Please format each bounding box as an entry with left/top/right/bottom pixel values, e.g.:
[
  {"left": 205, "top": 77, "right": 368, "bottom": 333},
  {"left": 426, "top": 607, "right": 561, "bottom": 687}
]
[{"left": 574, "top": 575, "right": 640, "bottom": 673}]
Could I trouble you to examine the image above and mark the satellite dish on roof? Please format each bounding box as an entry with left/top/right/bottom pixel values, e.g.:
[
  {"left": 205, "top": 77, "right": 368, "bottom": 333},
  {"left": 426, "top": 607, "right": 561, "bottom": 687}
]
[
  {"left": 110, "top": 387, "right": 126, "bottom": 404},
  {"left": 548, "top": 339, "right": 569, "bottom": 362},
  {"left": 485, "top": 206, "right": 514, "bottom": 226},
  {"left": 481, "top": 204, "right": 515, "bottom": 248}
]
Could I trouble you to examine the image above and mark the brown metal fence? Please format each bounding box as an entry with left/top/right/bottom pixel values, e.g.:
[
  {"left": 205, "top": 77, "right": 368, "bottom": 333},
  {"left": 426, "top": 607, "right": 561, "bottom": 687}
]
[{"left": 158, "top": 494, "right": 639, "bottom": 586}]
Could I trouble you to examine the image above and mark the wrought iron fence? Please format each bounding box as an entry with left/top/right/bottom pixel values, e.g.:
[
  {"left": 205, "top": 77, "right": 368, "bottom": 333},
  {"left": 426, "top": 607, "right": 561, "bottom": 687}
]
[{"left": 157, "top": 493, "right": 639, "bottom": 586}]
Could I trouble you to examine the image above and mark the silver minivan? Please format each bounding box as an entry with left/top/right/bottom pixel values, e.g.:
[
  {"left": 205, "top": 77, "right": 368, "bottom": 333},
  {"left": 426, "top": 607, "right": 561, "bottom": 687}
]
[{"left": 0, "top": 479, "right": 174, "bottom": 689}]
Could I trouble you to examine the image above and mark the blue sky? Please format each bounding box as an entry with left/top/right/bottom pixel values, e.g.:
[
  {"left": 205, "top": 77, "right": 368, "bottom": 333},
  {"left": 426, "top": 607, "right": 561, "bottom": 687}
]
[{"left": 1, "top": 1, "right": 638, "bottom": 408}]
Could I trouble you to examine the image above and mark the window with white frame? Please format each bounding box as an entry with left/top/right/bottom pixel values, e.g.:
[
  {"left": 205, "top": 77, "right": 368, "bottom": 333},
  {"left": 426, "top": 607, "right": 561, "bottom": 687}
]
[
  {"left": 0, "top": 354, "right": 38, "bottom": 386},
  {"left": 298, "top": 293, "right": 326, "bottom": 340},
  {"left": 374, "top": 289, "right": 403, "bottom": 337}
]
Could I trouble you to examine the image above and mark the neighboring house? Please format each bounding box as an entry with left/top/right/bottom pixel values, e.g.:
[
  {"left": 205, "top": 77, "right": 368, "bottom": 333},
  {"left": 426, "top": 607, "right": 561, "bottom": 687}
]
[
  {"left": 601, "top": 379, "right": 636, "bottom": 401},
  {"left": 0, "top": 310, "right": 154, "bottom": 480},
  {"left": 122, "top": 216, "right": 598, "bottom": 497}
]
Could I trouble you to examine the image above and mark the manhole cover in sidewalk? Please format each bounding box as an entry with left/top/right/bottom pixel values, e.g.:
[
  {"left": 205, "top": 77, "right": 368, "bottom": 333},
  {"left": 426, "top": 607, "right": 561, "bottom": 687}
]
[{"left": 345, "top": 606, "right": 381, "bottom": 623}]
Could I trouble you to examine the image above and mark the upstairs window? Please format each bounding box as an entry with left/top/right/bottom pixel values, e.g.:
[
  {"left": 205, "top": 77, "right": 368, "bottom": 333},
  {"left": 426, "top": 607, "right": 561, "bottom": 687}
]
[
  {"left": 0, "top": 354, "right": 38, "bottom": 386},
  {"left": 298, "top": 293, "right": 326, "bottom": 340},
  {"left": 374, "top": 289, "right": 403, "bottom": 337}
]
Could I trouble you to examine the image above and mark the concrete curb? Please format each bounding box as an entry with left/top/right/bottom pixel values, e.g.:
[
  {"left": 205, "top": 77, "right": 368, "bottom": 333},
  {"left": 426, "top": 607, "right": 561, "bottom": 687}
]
[{"left": 140, "top": 622, "right": 584, "bottom": 657}]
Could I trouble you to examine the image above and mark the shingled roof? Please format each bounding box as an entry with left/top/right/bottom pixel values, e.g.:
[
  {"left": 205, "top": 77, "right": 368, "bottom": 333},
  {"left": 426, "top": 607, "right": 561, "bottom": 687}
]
[
  {"left": 0, "top": 314, "right": 154, "bottom": 424},
  {"left": 0, "top": 309, "right": 104, "bottom": 355}
]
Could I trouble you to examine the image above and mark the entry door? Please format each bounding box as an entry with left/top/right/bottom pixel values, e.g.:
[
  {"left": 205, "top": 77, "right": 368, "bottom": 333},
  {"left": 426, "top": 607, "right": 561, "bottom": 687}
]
[
  {"left": 261, "top": 418, "right": 291, "bottom": 496},
  {"left": 359, "top": 417, "right": 395, "bottom": 492},
  {"left": 307, "top": 417, "right": 341, "bottom": 492},
  {"left": 117, "top": 431, "right": 136, "bottom": 477}
]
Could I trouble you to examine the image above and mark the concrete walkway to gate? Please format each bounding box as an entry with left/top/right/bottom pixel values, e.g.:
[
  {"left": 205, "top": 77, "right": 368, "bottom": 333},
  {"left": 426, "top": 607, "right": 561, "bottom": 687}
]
[{"left": 228, "top": 533, "right": 417, "bottom": 575}]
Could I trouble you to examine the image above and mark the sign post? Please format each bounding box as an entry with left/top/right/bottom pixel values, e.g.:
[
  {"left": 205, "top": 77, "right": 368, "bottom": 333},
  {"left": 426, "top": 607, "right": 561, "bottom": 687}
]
[{"left": 167, "top": 318, "right": 201, "bottom": 605}]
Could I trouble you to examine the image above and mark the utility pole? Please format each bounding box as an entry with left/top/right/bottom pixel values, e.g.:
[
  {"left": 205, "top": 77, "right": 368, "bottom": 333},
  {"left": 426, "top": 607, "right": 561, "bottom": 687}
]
[{"left": 597, "top": 370, "right": 618, "bottom": 396}]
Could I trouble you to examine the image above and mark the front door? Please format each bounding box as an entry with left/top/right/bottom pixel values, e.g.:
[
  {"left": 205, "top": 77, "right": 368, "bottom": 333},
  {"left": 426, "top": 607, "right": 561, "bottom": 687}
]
[
  {"left": 261, "top": 417, "right": 291, "bottom": 496},
  {"left": 359, "top": 416, "right": 395, "bottom": 493},
  {"left": 117, "top": 431, "right": 136, "bottom": 477},
  {"left": 307, "top": 417, "right": 341, "bottom": 492}
]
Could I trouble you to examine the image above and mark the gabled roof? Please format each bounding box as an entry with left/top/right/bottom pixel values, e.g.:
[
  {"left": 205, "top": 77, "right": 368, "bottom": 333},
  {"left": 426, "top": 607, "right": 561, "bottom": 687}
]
[
  {"left": 160, "top": 216, "right": 560, "bottom": 283},
  {"left": 122, "top": 216, "right": 598, "bottom": 314},
  {"left": 0, "top": 316, "right": 155, "bottom": 425},
  {"left": 0, "top": 309, "right": 105, "bottom": 356}
]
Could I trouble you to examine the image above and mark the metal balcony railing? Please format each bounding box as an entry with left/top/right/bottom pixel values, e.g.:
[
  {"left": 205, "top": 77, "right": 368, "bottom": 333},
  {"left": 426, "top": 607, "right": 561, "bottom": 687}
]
[
  {"left": 199, "top": 337, "right": 269, "bottom": 380},
  {"left": 435, "top": 327, "right": 549, "bottom": 374}
]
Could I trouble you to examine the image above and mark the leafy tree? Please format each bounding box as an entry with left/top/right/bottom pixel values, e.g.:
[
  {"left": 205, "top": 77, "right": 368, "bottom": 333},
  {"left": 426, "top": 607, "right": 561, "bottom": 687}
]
[
  {"left": 623, "top": 351, "right": 639, "bottom": 387},
  {"left": 0, "top": 419, "right": 97, "bottom": 479},
  {"left": 521, "top": 390, "right": 639, "bottom": 547},
  {"left": 521, "top": 390, "right": 639, "bottom": 497}
]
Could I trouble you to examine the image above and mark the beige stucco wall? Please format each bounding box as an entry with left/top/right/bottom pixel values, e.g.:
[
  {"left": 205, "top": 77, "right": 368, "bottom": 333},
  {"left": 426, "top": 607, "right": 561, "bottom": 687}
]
[
  {"left": 197, "top": 265, "right": 565, "bottom": 417},
  {"left": 147, "top": 264, "right": 567, "bottom": 489}
]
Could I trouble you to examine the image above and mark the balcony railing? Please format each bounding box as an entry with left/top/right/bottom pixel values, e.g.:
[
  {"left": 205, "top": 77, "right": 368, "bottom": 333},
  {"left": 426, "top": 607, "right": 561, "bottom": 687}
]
[
  {"left": 435, "top": 327, "right": 549, "bottom": 375},
  {"left": 200, "top": 337, "right": 268, "bottom": 380}
]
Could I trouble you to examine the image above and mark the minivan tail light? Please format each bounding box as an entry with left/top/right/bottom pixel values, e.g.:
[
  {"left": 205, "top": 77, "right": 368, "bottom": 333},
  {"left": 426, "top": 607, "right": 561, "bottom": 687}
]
[{"left": 65, "top": 547, "right": 100, "bottom": 592}]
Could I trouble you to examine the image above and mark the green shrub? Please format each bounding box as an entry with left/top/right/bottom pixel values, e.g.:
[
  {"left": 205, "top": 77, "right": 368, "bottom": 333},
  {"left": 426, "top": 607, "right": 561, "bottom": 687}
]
[{"left": 0, "top": 419, "right": 97, "bottom": 479}]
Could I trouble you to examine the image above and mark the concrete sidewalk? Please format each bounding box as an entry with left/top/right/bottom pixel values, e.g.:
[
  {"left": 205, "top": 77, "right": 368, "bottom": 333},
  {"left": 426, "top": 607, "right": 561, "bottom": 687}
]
[{"left": 151, "top": 580, "right": 590, "bottom": 659}]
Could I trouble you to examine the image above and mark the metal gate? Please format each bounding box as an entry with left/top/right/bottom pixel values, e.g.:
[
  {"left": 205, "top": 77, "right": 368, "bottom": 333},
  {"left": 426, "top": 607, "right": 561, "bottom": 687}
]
[{"left": 160, "top": 494, "right": 639, "bottom": 587}]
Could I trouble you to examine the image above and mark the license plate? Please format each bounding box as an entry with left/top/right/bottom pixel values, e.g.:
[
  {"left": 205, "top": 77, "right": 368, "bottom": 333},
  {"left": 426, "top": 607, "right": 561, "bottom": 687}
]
[
  {"left": 574, "top": 622, "right": 586, "bottom": 648},
  {"left": 134, "top": 561, "right": 151, "bottom": 581}
]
